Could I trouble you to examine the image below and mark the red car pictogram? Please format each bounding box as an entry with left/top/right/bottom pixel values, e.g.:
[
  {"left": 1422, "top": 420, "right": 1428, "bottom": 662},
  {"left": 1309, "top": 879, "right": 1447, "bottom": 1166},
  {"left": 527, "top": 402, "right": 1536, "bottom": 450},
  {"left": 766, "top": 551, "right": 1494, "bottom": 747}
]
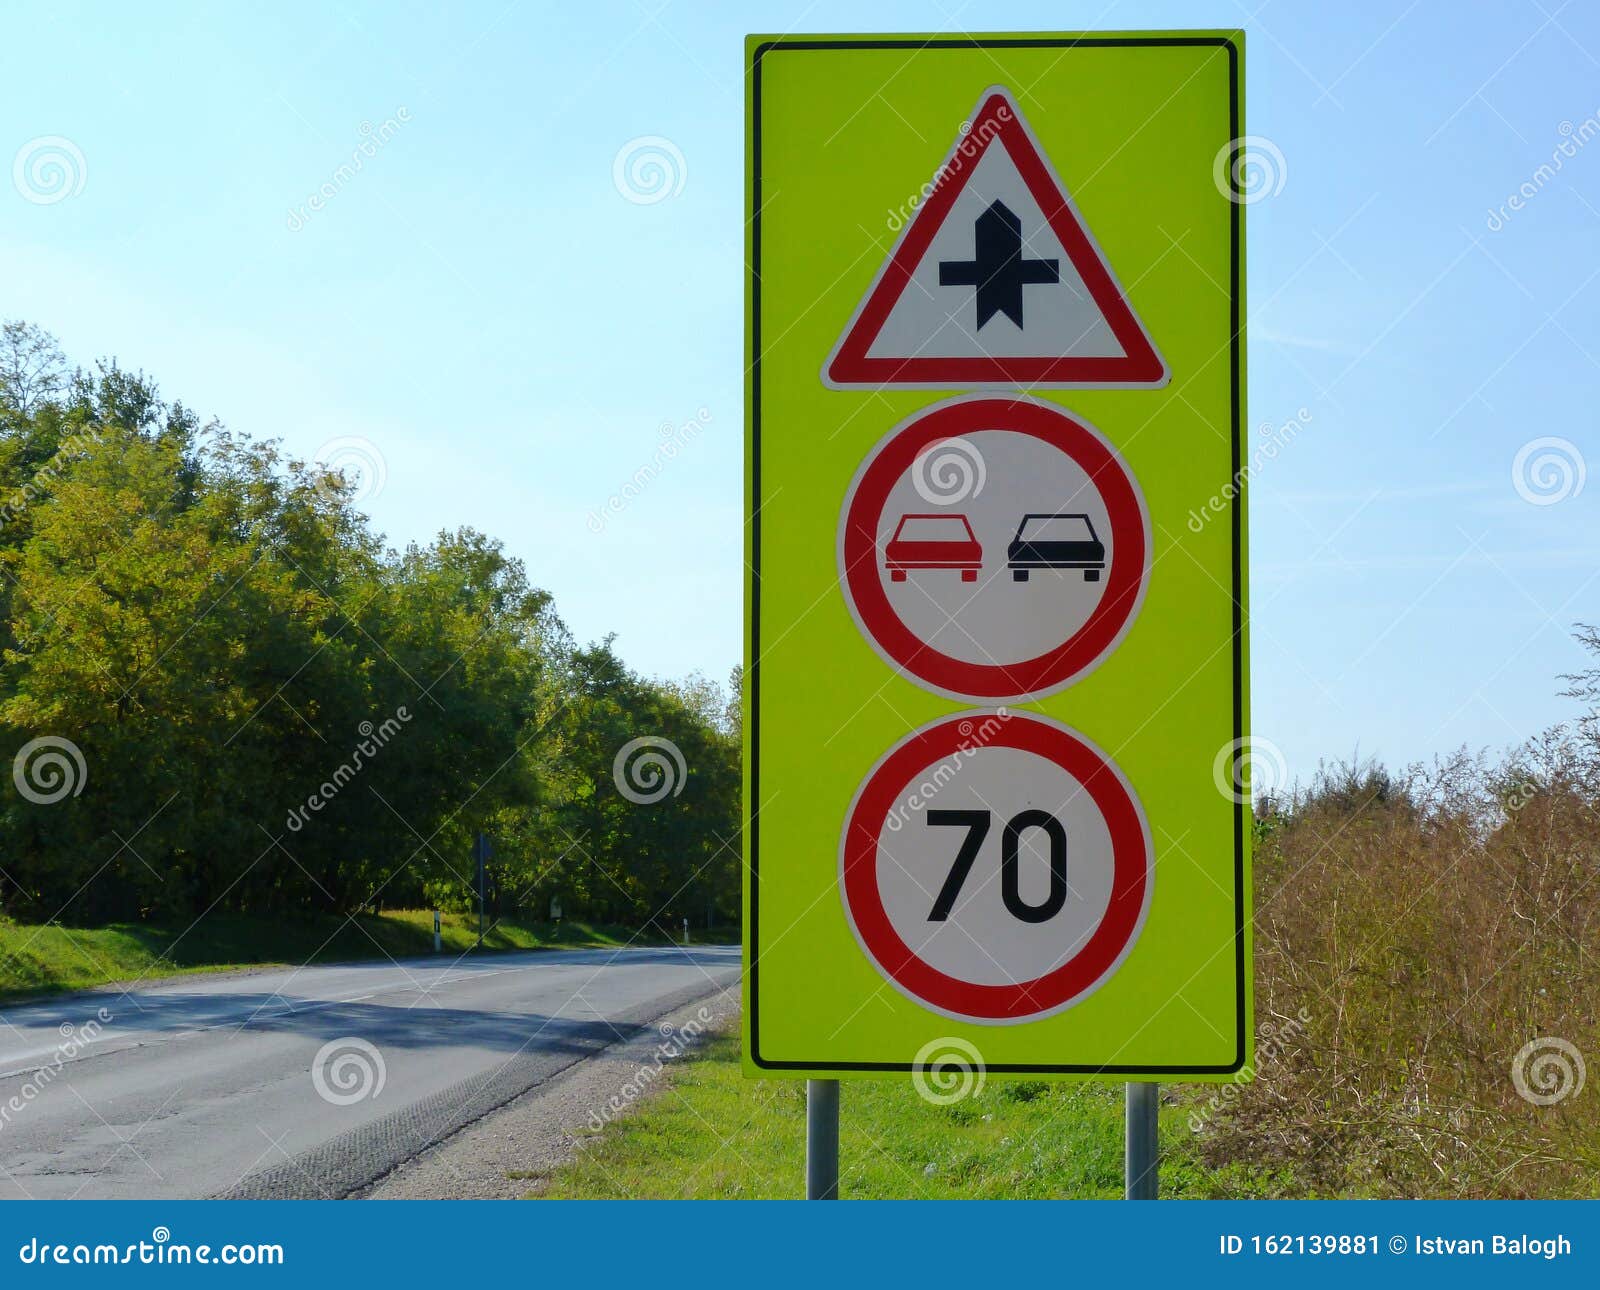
[{"left": 884, "top": 513, "right": 983, "bottom": 583}]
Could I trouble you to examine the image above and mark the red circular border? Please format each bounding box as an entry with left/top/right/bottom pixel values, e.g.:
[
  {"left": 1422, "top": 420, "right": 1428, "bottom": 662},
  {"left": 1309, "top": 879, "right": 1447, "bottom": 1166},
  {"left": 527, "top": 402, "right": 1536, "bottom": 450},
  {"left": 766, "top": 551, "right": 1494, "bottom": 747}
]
[
  {"left": 842, "top": 713, "right": 1151, "bottom": 1022},
  {"left": 841, "top": 398, "right": 1148, "bottom": 700}
]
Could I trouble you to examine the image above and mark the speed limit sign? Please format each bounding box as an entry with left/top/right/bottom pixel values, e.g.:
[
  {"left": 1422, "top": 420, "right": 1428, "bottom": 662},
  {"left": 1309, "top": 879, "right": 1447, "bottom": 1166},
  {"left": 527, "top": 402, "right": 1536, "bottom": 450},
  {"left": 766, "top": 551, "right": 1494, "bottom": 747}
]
[
  {"left": 745, "top": 32, "right": 1251, "bottom": 1078},
  {"left": 842, "top": 711, "right": 1152, "bottom": 1024}
]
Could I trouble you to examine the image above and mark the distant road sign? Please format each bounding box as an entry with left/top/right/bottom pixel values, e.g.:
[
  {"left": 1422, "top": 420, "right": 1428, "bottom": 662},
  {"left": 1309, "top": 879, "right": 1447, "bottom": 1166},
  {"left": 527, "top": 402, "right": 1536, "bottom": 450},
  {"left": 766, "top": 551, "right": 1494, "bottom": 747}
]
[{"left": 746, "top": 32, "right": 1250, "bottom": 1078}]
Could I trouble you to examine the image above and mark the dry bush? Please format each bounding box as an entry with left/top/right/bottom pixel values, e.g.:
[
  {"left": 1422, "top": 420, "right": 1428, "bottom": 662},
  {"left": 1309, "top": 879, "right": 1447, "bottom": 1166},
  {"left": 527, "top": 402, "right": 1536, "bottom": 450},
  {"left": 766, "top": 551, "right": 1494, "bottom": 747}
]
[{"left": 1196, "top": 734, "right": 1600, "bottom": 1197}]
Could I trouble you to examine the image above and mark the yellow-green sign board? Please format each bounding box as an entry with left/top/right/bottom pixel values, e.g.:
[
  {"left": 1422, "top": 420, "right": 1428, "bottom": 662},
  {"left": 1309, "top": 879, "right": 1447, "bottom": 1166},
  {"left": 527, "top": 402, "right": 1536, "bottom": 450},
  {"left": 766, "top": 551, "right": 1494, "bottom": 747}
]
[{"left": 744, "top": 33, "right": 1251, "bottom": 1079}]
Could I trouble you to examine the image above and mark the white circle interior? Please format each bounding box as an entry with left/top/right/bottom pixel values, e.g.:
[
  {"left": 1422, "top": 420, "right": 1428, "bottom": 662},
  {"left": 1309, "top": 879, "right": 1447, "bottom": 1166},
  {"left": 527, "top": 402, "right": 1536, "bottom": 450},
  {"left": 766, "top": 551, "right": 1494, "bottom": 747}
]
[
  {"left": 873, "top": 742, "right": 1115, "bottom": 990},
  {"left": 868, "top": 427, "right": 1117, "bottom": 668}
]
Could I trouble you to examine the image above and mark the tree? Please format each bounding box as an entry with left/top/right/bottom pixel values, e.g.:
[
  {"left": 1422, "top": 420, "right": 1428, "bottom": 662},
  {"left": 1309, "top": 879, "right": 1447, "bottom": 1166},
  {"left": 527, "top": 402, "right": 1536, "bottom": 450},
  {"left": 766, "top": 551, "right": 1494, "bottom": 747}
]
[
  {"left": 0, "top": 320, "right": 67, "bottom": 418},
  {"left": 1562, "top": 623, "right": 1600, "bottom": 771},
  {"left": 0, "top": 322, "right": 743, "bottom": 934}
]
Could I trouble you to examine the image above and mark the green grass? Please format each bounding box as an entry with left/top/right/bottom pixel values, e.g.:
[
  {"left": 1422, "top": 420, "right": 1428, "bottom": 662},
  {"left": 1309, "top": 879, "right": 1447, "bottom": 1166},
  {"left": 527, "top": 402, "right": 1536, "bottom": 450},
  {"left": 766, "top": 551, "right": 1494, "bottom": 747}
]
[
  {"left": 534, "top": 1031, "right": 1292, "bottom": 1199},
  {"left": 0, "top": 910, "right": 735, "bottom": 1005}
]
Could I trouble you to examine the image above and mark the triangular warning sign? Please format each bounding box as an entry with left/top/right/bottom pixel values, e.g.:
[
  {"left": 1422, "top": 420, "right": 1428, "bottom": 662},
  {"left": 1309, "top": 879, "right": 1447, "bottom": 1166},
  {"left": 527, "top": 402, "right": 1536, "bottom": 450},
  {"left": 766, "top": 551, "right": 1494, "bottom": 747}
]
[{"left": 824, "top": 86, "right": 1169, "bottom": 390}]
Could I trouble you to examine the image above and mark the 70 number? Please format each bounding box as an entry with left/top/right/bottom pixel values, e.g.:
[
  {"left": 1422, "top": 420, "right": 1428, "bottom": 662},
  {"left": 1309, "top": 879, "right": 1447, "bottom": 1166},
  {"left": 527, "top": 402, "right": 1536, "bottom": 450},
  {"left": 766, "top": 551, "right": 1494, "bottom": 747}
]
[{"left": 926, "top": 809, "right": 1068, "bottom": 924}]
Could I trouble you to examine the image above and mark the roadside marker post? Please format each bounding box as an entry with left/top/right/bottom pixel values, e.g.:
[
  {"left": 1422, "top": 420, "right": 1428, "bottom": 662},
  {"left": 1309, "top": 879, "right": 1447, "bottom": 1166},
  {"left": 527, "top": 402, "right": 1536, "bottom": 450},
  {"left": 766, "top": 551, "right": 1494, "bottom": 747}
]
[
  {"left": 473, "top": 832, "right": 491, "bottom": 951},
  {"left": 433, "top": 910, "right": 442, "bottom": 954},
  {"left": 745, "top": 33, "right": 1251, "bottom": 1202}
]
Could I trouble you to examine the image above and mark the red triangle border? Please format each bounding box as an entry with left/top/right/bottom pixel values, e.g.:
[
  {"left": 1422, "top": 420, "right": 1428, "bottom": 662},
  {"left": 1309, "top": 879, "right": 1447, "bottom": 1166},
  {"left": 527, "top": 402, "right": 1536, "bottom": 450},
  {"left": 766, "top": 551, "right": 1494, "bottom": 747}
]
[{"left": 823, "top": 87, "right": 1169, "bottom": 390}]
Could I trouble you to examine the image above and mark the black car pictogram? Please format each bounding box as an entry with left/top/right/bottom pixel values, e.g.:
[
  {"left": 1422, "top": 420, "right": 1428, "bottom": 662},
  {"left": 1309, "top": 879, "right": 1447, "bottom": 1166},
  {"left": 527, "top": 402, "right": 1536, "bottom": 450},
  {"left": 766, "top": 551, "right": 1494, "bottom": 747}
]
[{"left": 1007, "top": 513, "right": 1105, "bottom": 582}]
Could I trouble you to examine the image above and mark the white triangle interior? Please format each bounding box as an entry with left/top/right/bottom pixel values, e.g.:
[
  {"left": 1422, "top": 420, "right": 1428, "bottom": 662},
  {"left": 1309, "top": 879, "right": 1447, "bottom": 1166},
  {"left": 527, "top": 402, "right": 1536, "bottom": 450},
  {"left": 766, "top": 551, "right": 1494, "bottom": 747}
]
[{"left": 865, "top": 140, "right": 1129, "bottom": 363}]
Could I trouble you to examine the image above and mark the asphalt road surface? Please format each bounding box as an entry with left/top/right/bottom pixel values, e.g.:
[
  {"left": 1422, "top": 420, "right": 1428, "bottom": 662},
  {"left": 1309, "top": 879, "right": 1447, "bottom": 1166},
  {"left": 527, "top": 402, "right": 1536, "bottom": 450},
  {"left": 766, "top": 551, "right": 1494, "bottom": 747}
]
[{"left": 0, "top": 944, "right": 739, "bottom": 1199}]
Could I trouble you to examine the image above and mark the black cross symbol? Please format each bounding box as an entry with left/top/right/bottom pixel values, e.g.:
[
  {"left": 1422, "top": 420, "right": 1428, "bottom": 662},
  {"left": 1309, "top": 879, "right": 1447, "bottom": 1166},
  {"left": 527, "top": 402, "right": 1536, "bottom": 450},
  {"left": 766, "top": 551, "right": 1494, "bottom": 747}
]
[{"left": 938, "top": 200, "right": 1060, "bottom": 330}]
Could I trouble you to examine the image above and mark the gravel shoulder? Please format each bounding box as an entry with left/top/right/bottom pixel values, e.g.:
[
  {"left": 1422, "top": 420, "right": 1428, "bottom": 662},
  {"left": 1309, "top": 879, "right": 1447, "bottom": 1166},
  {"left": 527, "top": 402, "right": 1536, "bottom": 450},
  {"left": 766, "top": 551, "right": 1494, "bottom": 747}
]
[{"left": 361, "top": 982, "right": 740, "bottom": 1199}]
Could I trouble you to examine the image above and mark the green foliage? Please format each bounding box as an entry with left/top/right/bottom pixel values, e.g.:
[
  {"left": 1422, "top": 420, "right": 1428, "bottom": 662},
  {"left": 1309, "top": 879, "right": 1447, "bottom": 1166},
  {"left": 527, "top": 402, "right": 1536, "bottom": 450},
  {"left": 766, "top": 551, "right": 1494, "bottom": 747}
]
[
  {"left": 0, "top": 321, "right": 740, "bottom": 933},
  {"left": 534, "top": 1032, "right": 1269, "bottom": 1199}
]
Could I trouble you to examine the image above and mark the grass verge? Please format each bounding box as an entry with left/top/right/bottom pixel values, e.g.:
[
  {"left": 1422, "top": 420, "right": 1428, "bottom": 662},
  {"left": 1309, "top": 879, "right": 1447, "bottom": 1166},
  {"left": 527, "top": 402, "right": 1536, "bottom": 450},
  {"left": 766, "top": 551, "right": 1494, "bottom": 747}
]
[
  {"left": 0, "top": 910, "right": 736, "bottom": 1005},
  {"left": 534, "top": 1029, "right": 1290, "bottom": 1199}
]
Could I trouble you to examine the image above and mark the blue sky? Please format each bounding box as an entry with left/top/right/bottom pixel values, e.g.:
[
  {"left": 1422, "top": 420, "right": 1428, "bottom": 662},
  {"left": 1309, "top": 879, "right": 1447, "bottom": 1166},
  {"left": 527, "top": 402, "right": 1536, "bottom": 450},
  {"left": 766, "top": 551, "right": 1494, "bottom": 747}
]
[{"left": 3, "top": 1, "right": 1598, "bottom": 788}]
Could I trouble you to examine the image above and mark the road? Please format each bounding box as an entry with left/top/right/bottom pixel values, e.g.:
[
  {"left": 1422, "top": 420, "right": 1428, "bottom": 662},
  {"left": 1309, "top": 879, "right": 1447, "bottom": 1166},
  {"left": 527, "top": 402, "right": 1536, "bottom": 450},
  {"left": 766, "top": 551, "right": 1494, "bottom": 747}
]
[{"left": 0, "top": 944, "right": 739, "bottom": 1199}]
